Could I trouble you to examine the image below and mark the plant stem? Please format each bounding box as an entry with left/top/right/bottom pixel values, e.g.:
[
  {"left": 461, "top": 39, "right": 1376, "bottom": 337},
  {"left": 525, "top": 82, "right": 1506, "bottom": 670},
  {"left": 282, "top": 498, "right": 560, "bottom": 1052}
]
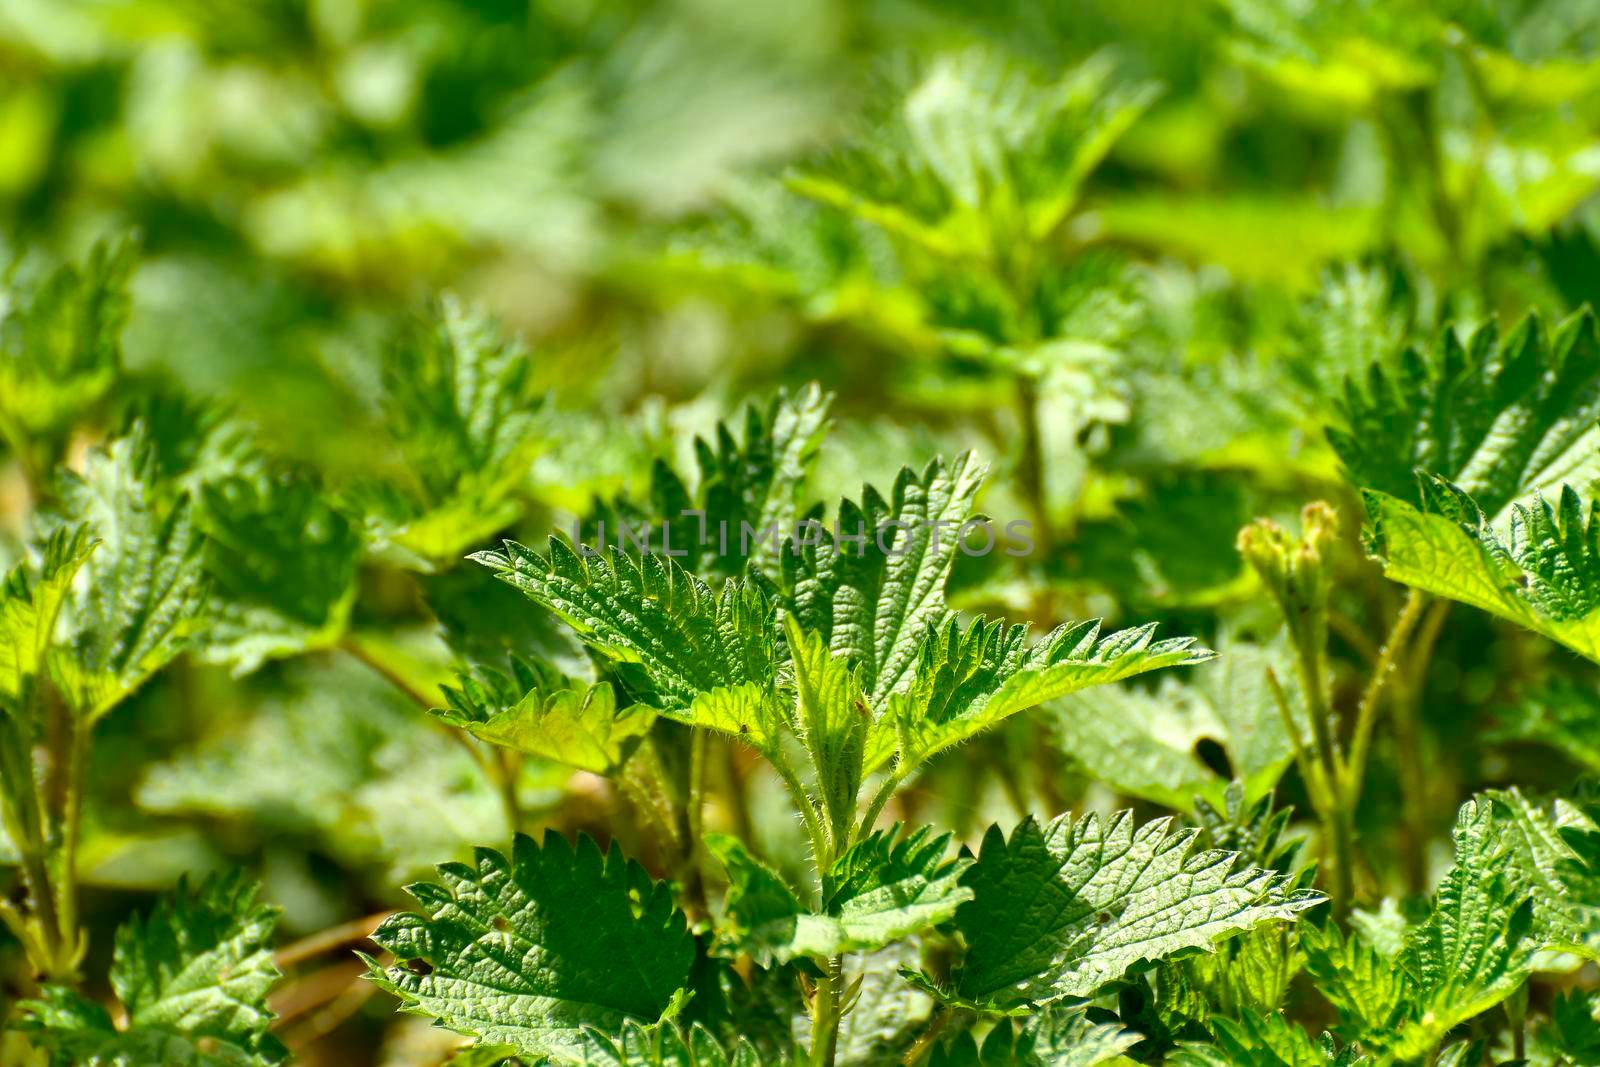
[
  {"left": 901, "top": 1006, "right": 951, "bottom": 1066},
  {"left": 854, "top": 770, "right": 904, "bottom": 847},
  {"left": 275, "top": 910, "right": 394, "bottom": 969},
  {"left": 337, "top": 637, "right": 508, "bottom": 815},
  {"left": 53, "top": 710, "right": 88, "bottom": 967},
  {"left": 1346, "top": 589, "right": 1429, "bottom": 808},
  {"left": 680, "top": 728, "right": 709, "bottom": 915},
  {"left": 1015, "top": 377, "right": 1054, "bottom": 556},
  {"left": 338, "top": 636, "right": 437, "bottom": 713},
  {"left": 773, "top": 755, "right": 831, "bottom": 879},
  {"left": 810, "top": 952, "right": 845, "bottom": 1067}
]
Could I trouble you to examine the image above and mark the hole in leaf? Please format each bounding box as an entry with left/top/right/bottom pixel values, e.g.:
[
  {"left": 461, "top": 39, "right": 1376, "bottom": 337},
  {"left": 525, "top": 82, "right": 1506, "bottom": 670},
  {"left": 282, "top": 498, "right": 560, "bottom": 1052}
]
[
  {"left": 404, "top": 958, "right": 434, "bottom": 976},
  {"left": 1194, "top": 737, "right": 1232, "bottom": 780}
]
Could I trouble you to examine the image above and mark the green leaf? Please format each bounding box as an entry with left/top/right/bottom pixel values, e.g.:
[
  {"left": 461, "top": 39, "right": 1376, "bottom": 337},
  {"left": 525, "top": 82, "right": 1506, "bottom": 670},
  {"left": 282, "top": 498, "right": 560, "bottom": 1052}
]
[
  {"left": 707, "top": 824, "right": 972, "bottom": 965},
  {"left": 613, "top": 383, "right": 831, "bottom": 582},
  {"left": 47, "top": 432, "right": 210, "bottom": 720},
  {"left": 791, "top": 51, "right": 1157, "bottom": 261},
  {"left": 1537, "top": 989, "right": 1600, "bottom": 1064},
  {"left": 1486, "top": 787, "right": 1600, "bottom": 963},
  {"left": 944, "top": 810, "right": 1322, "bottom": 1010},
  {"left": 1364, "top": 477, "right": 1600, "bottom": 662},
  {"left": 578, "top": 1019, "right": 765, "bottom": 1067},
  {"left": 1171, "top": 1013, "right": 1362, "bottom": 1067},
  {"left": 474, "top": 539, "right": 776, "bottom": 714},
  {"left": 1052, "top": 637, "right": 1298, "bottom": 812},
  {"left": 367, "top": 832, "right": 695, "bottom": 1061},
  {"left": 783, "top": 452, "right": 985, "bottom": 701},
  {"left": 194, "top": 471, "right": 361, "bottom": 675},
  {"left": 1305, "top": 798, "right": 1541, "bottom": 1058},
  {"left": 0, "top": 524, "right": 96, "bottom": 702},
  {"left": 786, "top": 615, "right": 869, "bottom": 842},
  {"left": 110, "top": 872, "right": 283, "bottom": 1050},
  {"left": 891, "top": 613, "right": 1214, "bottom": 774},
  {"left": 18, "top": 871, "right": 285, "bottom": 1066},
  {"left": 353, "top": 294, "right": 545, "bottom": 568},
  {"left": 434, "top": 671, "right": 654, "bottom": 777},
  {"left": 0, "top": 235, "right": 133, "bottom": 441},
  {"left": 1330, "top": 311, "right": 1600, "bottom": 519},
  {"left": 926, "top": 1002, "right": 1137, "bottom": 1067},
  {"left": 1488, "top": 678, "right": 1600, "bottom": 773}
]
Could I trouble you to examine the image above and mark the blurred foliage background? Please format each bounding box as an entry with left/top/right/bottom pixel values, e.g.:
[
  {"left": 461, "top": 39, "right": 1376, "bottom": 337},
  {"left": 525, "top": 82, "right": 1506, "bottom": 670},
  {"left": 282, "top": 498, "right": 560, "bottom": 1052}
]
[{"left": 5, "top": 0, "right": 1600, "bottom": 1062}]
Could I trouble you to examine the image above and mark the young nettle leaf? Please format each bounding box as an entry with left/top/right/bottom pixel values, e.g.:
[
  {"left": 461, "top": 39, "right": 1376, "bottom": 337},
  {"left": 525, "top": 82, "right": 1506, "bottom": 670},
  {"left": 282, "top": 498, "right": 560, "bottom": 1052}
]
[
  {"left": 1171, "top": 1013, "right": 1362, "bottom": 1067},
  {"left": 354, "top": 295, "right": 546, "bottom": 568},
  {"left": 580, "top": 1019, "right": 767, "bottom": 1067},
  {"left": 1306, "top": 799, "right": 1541, "bottom": 1059},
  {"left": 925, "top": 1003, "right": 1137, "bottom": 1067},
  {"left": 47, "top": 432, "right": 210, "bottom": 720},
  {"left": 596, "top": 383, "right": 831, "bottom": 581},
  {"left": 891, "top": 613, "right": 1215, "bottom": 774},
  {"left": 1486, "top": 787, "right": 1600, "bottom": 964},
  {"left": 1330, "top": 310, "right": 1600, "bottom": 519},
  {"left": 1364, "top": 477, "right": 1600, "bottom": 662},
  {"left": 788, "top": 616, "right": 869, "bottom": 843},
  {"left": 707, "top": 824, "right": 972, "bottom": 965},
  {"left": 433, "top": 669, "right": 654, "bottom": 777},
  {"left": 930, "top": 810, "right": 1321, "bottom": 1012},
  {"left": 474, "top": 540, "right": 777, "bottom": 714},
  {"left": 18, "top": 872, "right": 285, "bottom": 1066},
  {"left": 0, "top": 525, "right": 96, "bottom": 701},
  {"left": 0, "top": 235, "right": 134, "bottom": 444},
  {"left": 783, "top": 452, "right": 985, "bottom": 702},
  {"left": 366, "top": 831, "right": 695, "bottom": 1061},
  {"left": 1537, "top": 989, "right": 1600, "bottom": 1064},
  {"left": 1488, "top": 678, "right": 1600, "bottom": 774},
  {"left": 195, "top": 471, "right": 361, "bottom": 675},
  {"left": 790, "top": 51, "right": 1157, "bottom": 266}
]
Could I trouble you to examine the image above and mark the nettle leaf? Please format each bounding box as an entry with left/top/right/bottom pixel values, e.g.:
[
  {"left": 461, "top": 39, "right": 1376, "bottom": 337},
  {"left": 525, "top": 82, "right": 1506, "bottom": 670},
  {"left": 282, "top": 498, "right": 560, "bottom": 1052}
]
[
  {"left": 0, "top": 235, "right": 133, "bottom": 440},
  {"left": 579, "top": 1019, "right": 766, "bottom": 1067},
  {"left": 938, "top": 810, "right": 1321, "bottom": 1011},
  {"left": 0, "top": 525, "right": 96, "bottom": 701},
  {"left": 890, "top": 614, "right": 1214, "bottom": 773},
  {"left": 195, "top": 472, "right": 361, "bottom": 675},
  {"left": 367, "top": 832, "right": 695, "bottom": 1061},
  {"left": 1331, "top": 310, "right": 1600, "bottom": 519},
  {"left": 1537, "top": 988, "right": 1600, "bottom": 1064},
  {"left": 1486, "top": 787, "right": 1600, "bottom": 963},
  {"left": 1171, "top": 1013, "right": 1362, "bottom": 1067},
  {"left": 787, "top": 615, "right": 869, "bottom": 841},
  {"left": 355, "top": 294, "right": 545, "bottom": 568},
  {"left": 1306, "top": 798, "right": 1541, "bottom": 1059},
  {"left": 1364, "top": 477, "right": 1600, "bottom": 662},
  {"left": 434, "top": 670, "right": 654, "bottom": 776},
  {"left": 1051, "top": 635, "right": 1292, "bottom": 812},
  {"left": 47, "top": 432, "right": 210, "bottom": 720},
  {"left": 926, "top": 1003, "right": 1137, "bottom": 1067},
  {"left": 19, "top": 871, "right": 285, "bottom": 1066},
  {"left": 474, "top": 540, "right": 776, "bottom": 714},
  {"left": 783, "top": 452, "right": 985, "bottom": 701},
  {"left": 708, "top": 824, "right": 972, "bottom": 965},
  {"left": 1488, "top": 678, "right": 1600, "bottom": 773},
  {"left": 592, "top": 384, "right": 831, "bottom": 582},
  {"left": 790, "top": 50, "right": 1157, "bottom": 263}
]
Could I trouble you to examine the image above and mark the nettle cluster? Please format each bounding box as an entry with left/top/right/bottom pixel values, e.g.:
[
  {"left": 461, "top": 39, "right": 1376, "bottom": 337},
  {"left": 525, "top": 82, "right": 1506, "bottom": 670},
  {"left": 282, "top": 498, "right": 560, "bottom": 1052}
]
[{"left": 1, "top": 239, "right": 1599, "bottom": 1067}]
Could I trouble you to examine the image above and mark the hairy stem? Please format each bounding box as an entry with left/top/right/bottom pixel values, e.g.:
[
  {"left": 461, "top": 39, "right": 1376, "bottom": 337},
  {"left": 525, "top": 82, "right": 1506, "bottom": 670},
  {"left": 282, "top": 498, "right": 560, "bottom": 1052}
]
[
  {"left": 901, "top": 1006, "right": 951, "bottom": 1066},
  {"left": 680, "top": 728, "right": 709, "bottom": 915},
  {"left": 1346, "top": 589, "right": 1429, "bottom": 808},
  {"left": 810, "top": 952, "right": 845, "bottom": 1067},
  {"left": 854, "top": 770, "right": 904, "bottom": 847}
]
